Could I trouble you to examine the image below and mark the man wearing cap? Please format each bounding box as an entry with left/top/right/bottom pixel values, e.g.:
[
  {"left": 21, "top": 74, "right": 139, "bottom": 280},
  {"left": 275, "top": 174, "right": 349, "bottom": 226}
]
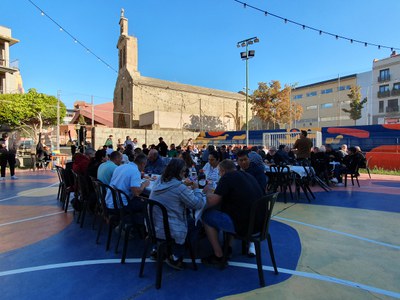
[{"left": 157, "top": 137, "right": 168, "bottom": 157}]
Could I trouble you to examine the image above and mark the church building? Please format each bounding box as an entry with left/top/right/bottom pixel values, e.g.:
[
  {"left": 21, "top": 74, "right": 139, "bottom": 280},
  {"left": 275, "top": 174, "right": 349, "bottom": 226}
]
[{"left": 113, "top": 9, "right": 246, "bottom": 131}]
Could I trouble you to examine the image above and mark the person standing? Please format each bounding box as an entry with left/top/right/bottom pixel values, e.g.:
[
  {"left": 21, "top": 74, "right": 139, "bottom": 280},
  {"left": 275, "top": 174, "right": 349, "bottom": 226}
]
[
  {"left": 157, "top": 137, "right": 168, "bottom": 157},
  {"left": 0, "top": 133, "right": 18, "bottom": 180},
  {"left": 292, "top": 130, "right": 313, "bottom": 161},
  {"left": 105, "top": 135, "right": 113, "bottom": 148}
]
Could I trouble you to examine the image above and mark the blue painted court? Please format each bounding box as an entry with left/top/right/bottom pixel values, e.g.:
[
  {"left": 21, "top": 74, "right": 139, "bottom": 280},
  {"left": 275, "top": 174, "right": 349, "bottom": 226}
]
[{"left": 0, "top": 170, "right": 399, "bottom": 299}]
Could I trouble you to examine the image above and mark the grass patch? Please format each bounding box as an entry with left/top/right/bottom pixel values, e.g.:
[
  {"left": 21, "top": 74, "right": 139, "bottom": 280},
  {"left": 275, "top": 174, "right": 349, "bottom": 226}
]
[{"left": 359, "top": 167, "right": 400, "bottom": 176}]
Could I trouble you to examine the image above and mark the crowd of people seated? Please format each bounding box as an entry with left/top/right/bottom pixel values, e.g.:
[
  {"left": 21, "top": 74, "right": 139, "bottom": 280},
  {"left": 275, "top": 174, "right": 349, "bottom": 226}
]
[{"left": 61, "top": 135, "right": 368, "bottom": 271}]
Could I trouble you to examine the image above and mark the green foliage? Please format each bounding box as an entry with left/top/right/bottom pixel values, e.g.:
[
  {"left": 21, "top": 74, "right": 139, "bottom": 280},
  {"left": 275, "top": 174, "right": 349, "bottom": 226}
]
[
  {"left": 0, "top": 88, "right": 67, "bottom": 136},
  {"left": 251, "top": 81, "right": 303, "bottom": 128},
  {"left": 359, "top": 167, "right": 400, "bottom": 176},
  {"left": 342, "top": 86, "right": 367, "bottom": 125}
]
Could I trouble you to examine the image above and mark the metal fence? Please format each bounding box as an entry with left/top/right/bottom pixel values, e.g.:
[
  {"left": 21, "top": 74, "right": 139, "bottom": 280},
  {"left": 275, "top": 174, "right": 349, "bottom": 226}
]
[{"left": 263, "top": 131, "right": 322, "bottom": 149}]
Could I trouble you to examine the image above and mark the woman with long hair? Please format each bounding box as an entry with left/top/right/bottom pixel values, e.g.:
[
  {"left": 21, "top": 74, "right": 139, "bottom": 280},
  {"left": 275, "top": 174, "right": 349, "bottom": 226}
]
[{"left": 149, "top": 158, "right": 205, "bottom": 270}]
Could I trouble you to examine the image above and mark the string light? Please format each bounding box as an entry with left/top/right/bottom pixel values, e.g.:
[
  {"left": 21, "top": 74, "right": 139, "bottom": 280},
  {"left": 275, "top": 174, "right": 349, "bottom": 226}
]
[
  {"left": 233, "top": 0, "right": 399, "bottom": 51},
  {"left": 27, "top": 0, "right": 118, "bottom": 73}
]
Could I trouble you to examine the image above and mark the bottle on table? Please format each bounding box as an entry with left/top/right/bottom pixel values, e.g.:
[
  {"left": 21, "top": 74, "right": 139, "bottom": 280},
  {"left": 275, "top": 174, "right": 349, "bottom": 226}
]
[
  {"left": 190, "top": 164, "right": 197, "bottom": 182},
  {"left": 198, "top": 169, "right": 207, "bottom": 189}
]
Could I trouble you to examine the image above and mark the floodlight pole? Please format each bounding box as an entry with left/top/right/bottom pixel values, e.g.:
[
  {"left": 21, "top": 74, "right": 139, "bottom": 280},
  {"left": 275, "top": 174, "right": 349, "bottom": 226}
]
[
  {"left": 237, "top": 37, "right": 258, "bottom": 147},
  {"left": 245, "top": 46, "right": 249, "bottom": 147}
]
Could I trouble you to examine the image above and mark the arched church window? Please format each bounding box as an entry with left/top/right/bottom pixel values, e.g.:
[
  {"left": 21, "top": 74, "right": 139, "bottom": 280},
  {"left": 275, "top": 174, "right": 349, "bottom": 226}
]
[{"left": 123, "top": 46, "right": 126, "bottom": 66}]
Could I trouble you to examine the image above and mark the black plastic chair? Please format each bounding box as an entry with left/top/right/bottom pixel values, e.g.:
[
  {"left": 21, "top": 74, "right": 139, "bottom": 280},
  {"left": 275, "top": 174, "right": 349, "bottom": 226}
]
[
  {"left": 55, "top": 165, "right": 74, "bottom": 212},
  {"left": 72, "top": 171, "right": 93, "bottom": 228},
  {"left": 139, "top": 199, "right": 197, "bottom": 289},
  {"left": 272, "top": 165, "right": 293, "bottom": 203},
  {"left": 223, "top": 192, "right": 279, "bottom": 287},
  {"left": 91, "top": 179, "right": 120, "bottom": 251},
  {"left": 114, "top": 189, "right": 147, "bottom": 259},
  {"left": 55, "top": 165, "right": 63, "bottom": 201},
  {"left": 294, "top": 161, "right": 316, "bottom": 202},
  {"left": 344, "top": 164, "right": 361, "bottom": 187},
  {"left": 358, "top": 156, "right": 372, "bottom": 179}
]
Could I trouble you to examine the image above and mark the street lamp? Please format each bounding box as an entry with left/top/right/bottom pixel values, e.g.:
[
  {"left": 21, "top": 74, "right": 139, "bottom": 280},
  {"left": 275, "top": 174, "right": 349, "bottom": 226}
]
[{"left": 237, "top": 37, "right": 259, "bottom": 146}]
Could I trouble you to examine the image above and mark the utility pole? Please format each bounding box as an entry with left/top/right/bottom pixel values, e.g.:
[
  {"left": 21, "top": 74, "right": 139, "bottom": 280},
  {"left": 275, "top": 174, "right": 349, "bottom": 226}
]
[
  {"left": 56, "top": 90, "right": 60, "bottom": 152},
  {"left": 91, "top": 95, "right": 94, "bottom": 127}
]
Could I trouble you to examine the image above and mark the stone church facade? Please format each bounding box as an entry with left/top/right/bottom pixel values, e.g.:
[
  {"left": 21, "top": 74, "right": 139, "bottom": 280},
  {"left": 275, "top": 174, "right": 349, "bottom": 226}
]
[{"left": 113, "top": 10, "right": 246, "bottom": 131}]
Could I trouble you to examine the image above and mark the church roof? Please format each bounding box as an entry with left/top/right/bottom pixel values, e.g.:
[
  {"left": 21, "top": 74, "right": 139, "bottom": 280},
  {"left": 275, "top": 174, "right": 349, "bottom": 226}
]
[{"left": 134, "top": 75, "right": 246, "bottom": 101}]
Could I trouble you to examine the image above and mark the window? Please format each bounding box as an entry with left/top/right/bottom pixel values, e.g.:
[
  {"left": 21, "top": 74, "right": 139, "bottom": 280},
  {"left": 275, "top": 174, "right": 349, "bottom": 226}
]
[
  {"left": 120, "top": 87, "right": 123, "bottom": 105},
  {"left": 321, "top": 88, "right": 333, "bottom": 94},
  {"left": 379, "top": 101, "right": 384, "bottom": 113},
  {"left": 379, "top": 69, "right": 390, "bottom": 82},
  {"left": 338, "top": 85, "right": 351, "bottom": 91},
  {"left": 387, "top": 99, "right": 399, "bottom": 112},
  {"left": 293, "top": 94, "right": 303, "bottom": 99},
  {"left": 320, "top": 103, "right": 333, "bottom": 109},
  {"left": 306, "top": 105, "right": 317, "bottom": 110},
  {"left": 306, "top": 91, "right": 317, "bottom": 97},
  {"left": 394, "top": 83, "right": 400, "bottom": 90},
  {"left": 379, "top": 85, "right": 390, "bottom": 92}
]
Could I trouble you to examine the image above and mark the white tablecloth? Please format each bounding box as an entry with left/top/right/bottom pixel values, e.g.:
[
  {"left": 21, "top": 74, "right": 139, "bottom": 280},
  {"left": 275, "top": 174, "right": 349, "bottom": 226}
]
[{"left": 264, "top": 165, "right": 313, "bottom": 178}]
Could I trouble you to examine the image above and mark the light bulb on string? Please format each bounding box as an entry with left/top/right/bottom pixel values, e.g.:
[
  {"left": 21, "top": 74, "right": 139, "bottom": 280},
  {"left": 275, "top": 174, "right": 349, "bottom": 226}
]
[
  {"left": 230, "top": 0, "right": 399, "bottom": 53},
  {"left": 40, "top": 11, "right": 44, "bottom": 16}
]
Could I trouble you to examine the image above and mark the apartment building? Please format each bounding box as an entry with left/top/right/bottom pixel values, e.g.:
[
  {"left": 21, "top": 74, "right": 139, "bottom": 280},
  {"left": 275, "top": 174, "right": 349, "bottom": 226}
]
[
  {"left": 291, "top": 74, "right": 362, "bottom": 128},
  {"left": 0, "top": 25, "right": 23, "bottom": 94},
  {"left": 372, "top": 51, "right": 400, "bottom": 124}
]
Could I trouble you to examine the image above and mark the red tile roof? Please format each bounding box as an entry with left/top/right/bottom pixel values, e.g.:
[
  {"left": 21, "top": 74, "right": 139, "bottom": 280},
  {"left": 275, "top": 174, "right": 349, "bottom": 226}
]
[{"left": 70, "top": 102, "right": 113, "bottom": 127}]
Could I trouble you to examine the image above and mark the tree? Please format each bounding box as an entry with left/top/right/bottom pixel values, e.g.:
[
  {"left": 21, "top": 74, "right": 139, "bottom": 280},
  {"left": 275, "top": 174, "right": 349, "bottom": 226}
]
[
  {"left": 251, "top": 81, "right": 303, "bottom": 129},
  {"left": 0, "top": 88, "right": 66, "bottom": 142},
  {"left": 342, "top": 86, "right": 367, "bottom": 125}
]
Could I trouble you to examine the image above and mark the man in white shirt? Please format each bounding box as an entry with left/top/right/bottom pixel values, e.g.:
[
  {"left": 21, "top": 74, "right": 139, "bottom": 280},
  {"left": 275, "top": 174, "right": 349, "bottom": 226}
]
[
  {"left": 105, "top": 153, "right": 149, "bottom": 212},
  {"left": 202, "top": 150, "right": 220, "bottom": 184}
]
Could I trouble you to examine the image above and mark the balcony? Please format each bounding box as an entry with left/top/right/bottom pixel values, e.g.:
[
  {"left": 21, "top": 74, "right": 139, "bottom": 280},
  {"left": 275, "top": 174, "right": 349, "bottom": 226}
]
[
  {"left": 386, "top": 106, "right": 399, "bottom": 113},
  {"left": 378, "top": 75, "right": 391, "bottom": 82},
  {"left": 392, "top": 89, "right": 400, "bottom": 96},
  {"left": 377, "top": 91, "right": 390, "bottom": 98}
]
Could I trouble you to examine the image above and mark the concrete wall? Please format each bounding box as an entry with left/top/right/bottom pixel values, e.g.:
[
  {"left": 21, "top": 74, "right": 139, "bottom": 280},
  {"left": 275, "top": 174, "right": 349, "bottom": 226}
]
[{"left": 92, "top": 127, "right": 200, "bottom": 149}]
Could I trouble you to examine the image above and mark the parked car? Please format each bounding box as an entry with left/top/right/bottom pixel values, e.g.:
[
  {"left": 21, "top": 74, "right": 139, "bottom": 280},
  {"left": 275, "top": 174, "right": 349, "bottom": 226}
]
[{"left": 19, "top": 139, "right": 34, "bottom": 151}]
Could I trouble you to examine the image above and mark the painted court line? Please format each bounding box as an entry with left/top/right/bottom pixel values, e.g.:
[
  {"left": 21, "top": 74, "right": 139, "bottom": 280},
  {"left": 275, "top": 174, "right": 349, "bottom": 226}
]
[
  {"left": 273, "top": 216, "right": 400, "bottom": 250},
  {"left": 0, "top": 182, "right": 58, "bottom": 202},
  {"left": 0, "top": 210, "right": 68, "bottom": 227},
  {"left": 0, "top": 259, "right": 398, "bottom": 299}
]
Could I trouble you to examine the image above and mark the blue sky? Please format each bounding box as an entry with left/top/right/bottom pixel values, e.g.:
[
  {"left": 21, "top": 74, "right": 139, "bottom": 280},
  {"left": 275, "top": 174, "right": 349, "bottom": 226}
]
[{"left": 1, "top": 0, "right": 399, "bottom": 108}]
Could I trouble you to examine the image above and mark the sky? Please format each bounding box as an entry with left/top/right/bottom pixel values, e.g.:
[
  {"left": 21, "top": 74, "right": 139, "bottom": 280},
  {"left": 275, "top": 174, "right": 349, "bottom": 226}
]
[{"left": 1, "top": 0, "right": 399, "bottom": 108}]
